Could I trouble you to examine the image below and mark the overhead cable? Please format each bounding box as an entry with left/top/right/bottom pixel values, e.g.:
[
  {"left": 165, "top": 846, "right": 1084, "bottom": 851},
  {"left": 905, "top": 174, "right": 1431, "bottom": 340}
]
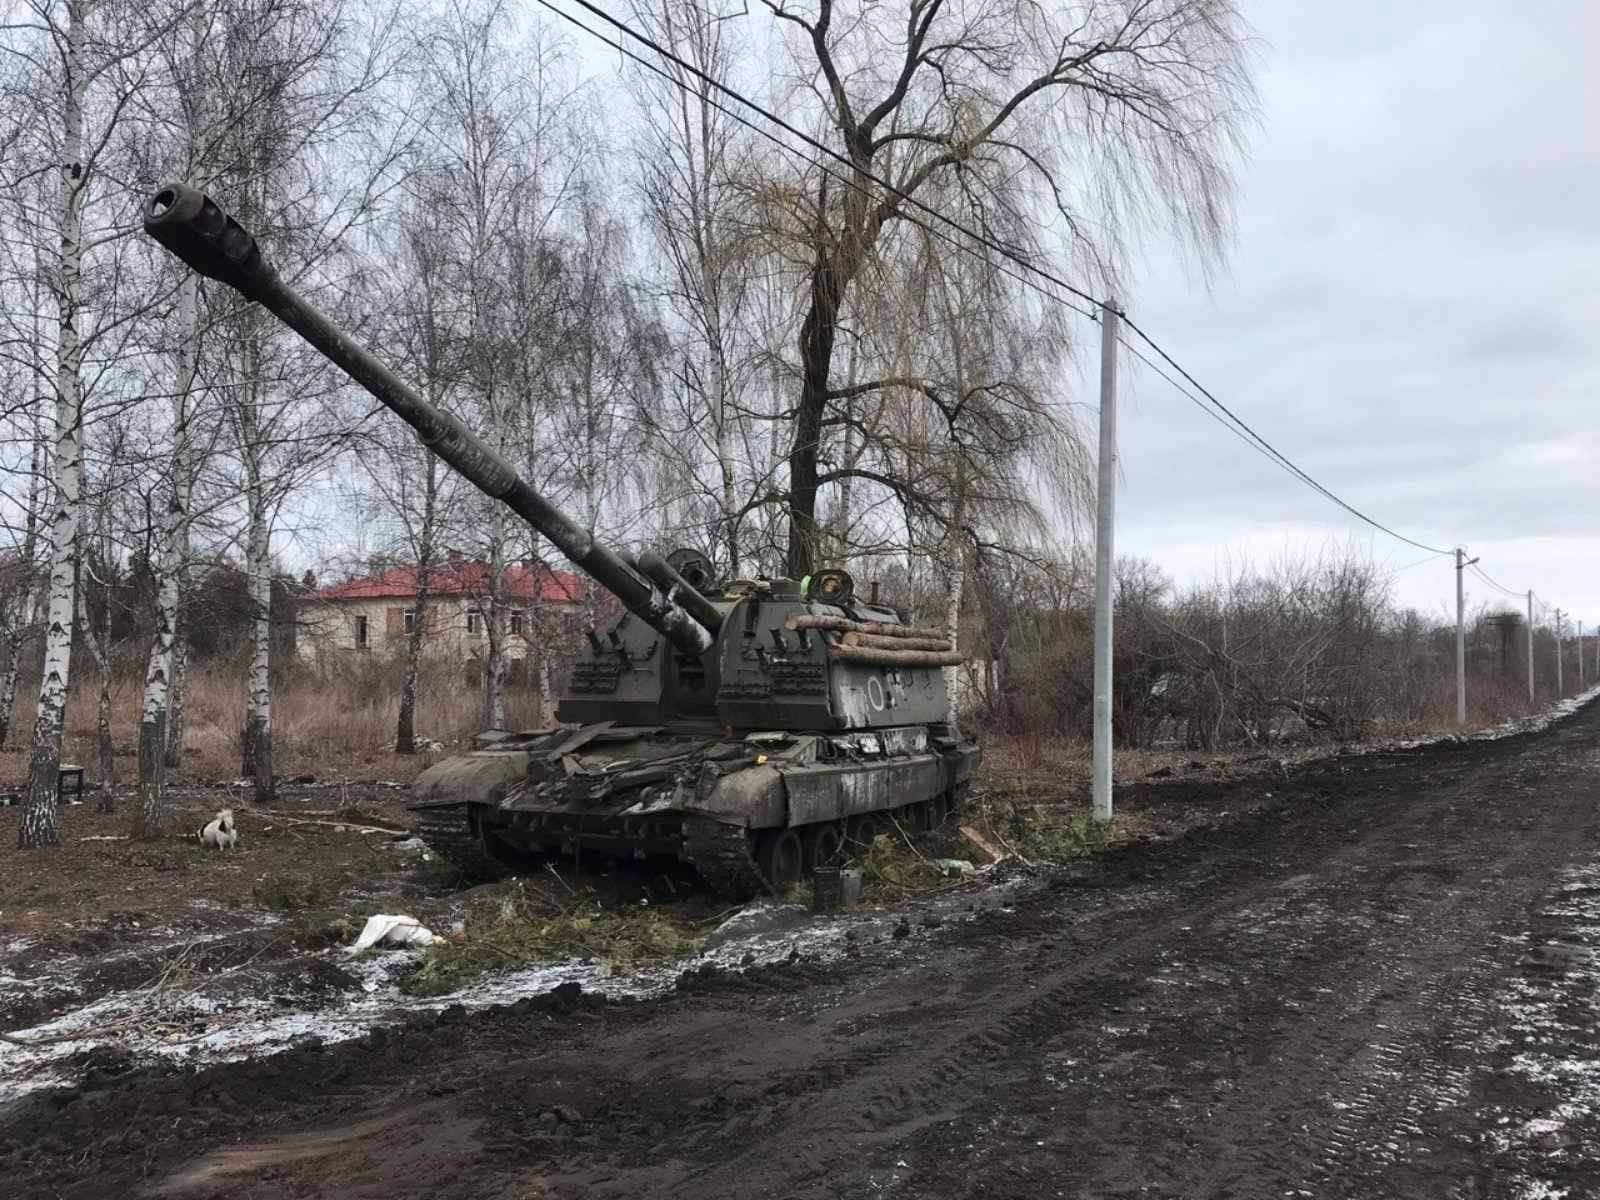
[
  {"left": 1468, "top": 562, "right": 1526, "bottom": 599},
  {"left": 531, "top": 0, "right": 1101, "bottom": 322},
  {"left": 1117, "top": 314, "right": 1454, "bottom": 555},
  {"left": 545, "top": 0, "right": 1462, "bottom": 563}
]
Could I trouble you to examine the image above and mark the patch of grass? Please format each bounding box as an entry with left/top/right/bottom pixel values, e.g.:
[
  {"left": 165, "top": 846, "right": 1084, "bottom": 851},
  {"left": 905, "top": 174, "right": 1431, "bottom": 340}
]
[
  {"left": 399, "top": 883, "right": 704, "bottom": 998},
  {"left": 1024, "top": 812, "right": 1117, "bottom": 863},
  {"left": 858, "top": 833, "right": 948, "bottom": 902}
]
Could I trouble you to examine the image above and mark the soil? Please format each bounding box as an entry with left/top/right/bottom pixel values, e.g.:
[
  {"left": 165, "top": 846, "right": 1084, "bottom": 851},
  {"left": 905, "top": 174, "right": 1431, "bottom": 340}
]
[{"left": 7, "top": 706, "right": 1600, "bottom": 1197}]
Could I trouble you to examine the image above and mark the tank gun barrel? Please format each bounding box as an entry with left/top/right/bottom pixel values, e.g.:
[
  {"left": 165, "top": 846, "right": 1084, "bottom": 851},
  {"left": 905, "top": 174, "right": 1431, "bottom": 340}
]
[{"left": 143, "top": 182, "right": 714, "bottom": 656}]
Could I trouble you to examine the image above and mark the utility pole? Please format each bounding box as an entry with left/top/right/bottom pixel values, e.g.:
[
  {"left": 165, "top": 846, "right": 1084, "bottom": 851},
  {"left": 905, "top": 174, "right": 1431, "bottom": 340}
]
[
  {"left": 1454, "top": 549, "right": 1478, "bottom": 725},
  {"left": 1556, "top": 609, "right": 1564, "bottom": 696},
  {"left": 1528, "top": 591, "right": 1536, "bottom": 705},
  {"left": 1091, "top": 298, "right": 1119, "bottom": 824},
  {"left": 1581, "top": 620, "right": 1587, "bottom": 688}
]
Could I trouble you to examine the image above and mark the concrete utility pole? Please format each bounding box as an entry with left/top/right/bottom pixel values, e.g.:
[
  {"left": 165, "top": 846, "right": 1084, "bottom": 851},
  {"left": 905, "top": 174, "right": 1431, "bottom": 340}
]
[
  {"left": 1556, "top": 609, "right": 1564, "bottom": 696},
  {"left": 1528, "top": 591, "right": 1536, "bottom": 705},
  {"left": 1581, "top": 620, "right": 1587, "bottom": 688},
  {"left": 1091, "top": 298, "right": 1119, "bottom": 824},
  {"left": 1454, "top": 549, "right": 1478, "bottom": 725}
]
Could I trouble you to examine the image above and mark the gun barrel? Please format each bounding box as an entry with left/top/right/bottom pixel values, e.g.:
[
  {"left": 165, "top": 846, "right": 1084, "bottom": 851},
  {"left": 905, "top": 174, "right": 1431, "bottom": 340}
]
[
  {"left": 636, "top": 550, "right": 723, "bottom": 633},
  {"left": 144, "top": 182, "right": 714, "bottom": 656}
]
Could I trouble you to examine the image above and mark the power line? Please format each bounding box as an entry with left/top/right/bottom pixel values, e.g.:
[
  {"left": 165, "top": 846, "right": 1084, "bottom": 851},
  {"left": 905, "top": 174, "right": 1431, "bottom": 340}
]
[
  {"left": 1118, "top": 333, "right": 1301, "bottom": 475},
  {"left": 1387, "top": 550, "right": 1455, "bottom": 576},
  {"left": 547, "top": 0, "right": 1476, "bottom": 567},
  {"left": 1468, "top": 561, "right": 1525, "bottom": 599},
  {"left": 1117, "top": 329, "right": 1454, "bottom": 555},
  {"left": 531, "top": 0, "right": 1102, "bottom": 322},
  {"left": 1117, "top": 313, "right": 1454, "bottom": 556}
]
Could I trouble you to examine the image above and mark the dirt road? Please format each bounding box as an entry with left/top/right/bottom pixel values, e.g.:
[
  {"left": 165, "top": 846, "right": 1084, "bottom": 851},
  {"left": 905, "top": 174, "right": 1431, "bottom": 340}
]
[{"left": 7, "top": 701, "right": 1600, "bottom": 1199}]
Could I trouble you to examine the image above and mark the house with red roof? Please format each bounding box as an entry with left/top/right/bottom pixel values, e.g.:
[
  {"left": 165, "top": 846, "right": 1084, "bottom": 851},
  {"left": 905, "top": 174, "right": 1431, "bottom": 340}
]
[{"left": 297, "top": 552, "right": 585, "bottom": 669}]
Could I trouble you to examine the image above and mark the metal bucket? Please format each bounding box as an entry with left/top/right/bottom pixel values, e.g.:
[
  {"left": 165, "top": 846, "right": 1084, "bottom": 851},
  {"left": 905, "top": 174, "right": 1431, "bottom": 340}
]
[{"left": 812, "top": 866, "right": 863, "bottom": 912}]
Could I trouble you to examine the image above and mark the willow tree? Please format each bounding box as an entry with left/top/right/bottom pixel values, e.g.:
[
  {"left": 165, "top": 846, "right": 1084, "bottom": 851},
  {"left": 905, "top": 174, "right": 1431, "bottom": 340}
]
[{"left": 765, "top": 0, "right": 1257, "bottom": 576}]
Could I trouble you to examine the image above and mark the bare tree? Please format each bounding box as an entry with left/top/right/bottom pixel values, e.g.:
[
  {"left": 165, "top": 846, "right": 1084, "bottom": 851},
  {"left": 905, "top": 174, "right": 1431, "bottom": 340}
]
[
  {"left": 184, "top": 0, "right": 404, "bottom": 803},
  {"left": 407, "top": 0, "right": 586, "bottom": 729},
  {"left": 762, "top": 0, "right": 1256, "bottom": 575},
  {"left": 3, "top": 0, "right": 185, "bottom": 847},
  {"left": 359, "top": 213, "right": 465, "bottom": 753},
  {"left": 627, "top": 0, "right": 759, "bottom": 574}
]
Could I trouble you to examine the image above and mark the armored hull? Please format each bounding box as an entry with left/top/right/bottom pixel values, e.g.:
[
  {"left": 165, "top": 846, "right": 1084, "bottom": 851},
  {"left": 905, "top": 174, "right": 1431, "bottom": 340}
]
[{"left": 413, "top": 718, "right": 978, "bottom": 897}]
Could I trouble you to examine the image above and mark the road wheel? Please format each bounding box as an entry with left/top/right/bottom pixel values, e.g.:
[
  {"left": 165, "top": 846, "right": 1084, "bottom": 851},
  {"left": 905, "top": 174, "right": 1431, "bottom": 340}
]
[
  {"left": 906, "top": 800, "right": 933, "bottom": 834},
  {"left": 756, "top": 828, "right": 804, "bottom": 892},
  {"left": 845, "top": 814, "right": 879, "bottom": 855},
  {"left": 802, "top": 822, "right": 844, "bottom": 873}
]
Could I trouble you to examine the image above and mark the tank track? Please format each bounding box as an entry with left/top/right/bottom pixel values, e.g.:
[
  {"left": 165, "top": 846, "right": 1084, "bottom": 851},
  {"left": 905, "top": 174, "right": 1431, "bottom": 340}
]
[
  {"left": 414, "top": 803, "right": 512, "bottom": 884},
  {"left": 682, "top": 817, "right": 767, "bottom": 900}
]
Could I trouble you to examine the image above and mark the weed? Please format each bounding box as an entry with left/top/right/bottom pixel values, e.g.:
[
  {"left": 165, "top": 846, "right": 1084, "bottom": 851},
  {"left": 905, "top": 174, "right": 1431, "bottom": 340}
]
[
  {"left": 1025, "top": 813, "right": 1118, "bottom": 863},
  {"left": 858, "top": 833, "right": 947, "bottom": 902},
  {"left": 399, "top": 885, "right": 704, "bottom": 997}
]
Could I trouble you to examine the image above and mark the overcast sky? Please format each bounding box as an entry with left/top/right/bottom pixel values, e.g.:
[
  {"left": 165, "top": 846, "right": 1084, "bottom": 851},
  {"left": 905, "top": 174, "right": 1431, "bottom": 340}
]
[{"left": 1114, "top": 0, "right": 1599, "bottom": 631}]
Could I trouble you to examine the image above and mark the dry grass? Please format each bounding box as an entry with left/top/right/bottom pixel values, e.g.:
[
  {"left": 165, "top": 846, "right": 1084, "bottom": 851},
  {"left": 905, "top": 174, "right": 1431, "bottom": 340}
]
[
  {"left": 0, "top": 660, "right": 550, "bottom": 788},
  {"left": 399, "top": 879, "right": 708, "bottom": 997}
]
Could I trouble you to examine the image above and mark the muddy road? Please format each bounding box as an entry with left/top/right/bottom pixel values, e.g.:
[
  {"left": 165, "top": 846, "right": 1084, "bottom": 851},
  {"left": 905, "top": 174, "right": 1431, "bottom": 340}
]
[{"left": 8, "top": 701, "right": 1600, "bottom": 1199}]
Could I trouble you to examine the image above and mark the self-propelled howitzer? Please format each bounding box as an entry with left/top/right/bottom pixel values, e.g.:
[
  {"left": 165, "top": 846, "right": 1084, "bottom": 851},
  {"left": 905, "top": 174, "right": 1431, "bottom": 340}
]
[{"left": 144, "top": 182, "right": 979, "bottom": 895}]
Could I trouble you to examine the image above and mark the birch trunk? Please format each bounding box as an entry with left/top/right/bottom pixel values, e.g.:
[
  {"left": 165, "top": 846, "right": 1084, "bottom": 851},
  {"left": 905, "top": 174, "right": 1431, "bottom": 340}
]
[
  {"left": 74, "top": 559, "right": 113, "bottom": 810},
  {"left": 395, "top": 571, "right": 428, "bottom": 752},
  {"left": 0, "top": 409, "right": 45, "bottom": 748},
  {"left": 237, "top": 322, "right": 273, "bottom": 802},
  {"left": 93, "top": 594, "right": 113, "bottom": 812},
  {"left": 164, "top": 474, "right": 193, "bottom": 769},
  {"left": 538, "top": 655, "right": 554, "bottom": 724},
  {"left": 479, "top": 434, "right": 507, "bottom": 731},
  {"left": 482, "top": 515, "right": 506, "bottom": 731},
  {"left": 693, "top": 119, "right": 737, "bottom": 577},
  {"left": 19, "top": 0, "right": 86, "bottom": 849},
  {"left": 396, "top": 455, "right": 437, "bottom": 753},
  {"left": 941, "top": 546, "right": 964, "bottom": 721},
  {"left": 136, "top": 273, "right": 195, "bottom": 834},
  {"left": 0, "top": 634, "right": 22, "bottom": 750},
  {"left": 162, "top": 0, "right": 204, "bottom": 775},
  {"left": 830, "top": 337, "right": 860, "bottom": 563},
  {"left": 242, "top": 496, "right": 273, "bottom": 800},
  {"left": 164, "top": 638, "right": 187, "bottom": 767},
  {"left": 711, "top": 340, "right": 737, "bottom": 577}
]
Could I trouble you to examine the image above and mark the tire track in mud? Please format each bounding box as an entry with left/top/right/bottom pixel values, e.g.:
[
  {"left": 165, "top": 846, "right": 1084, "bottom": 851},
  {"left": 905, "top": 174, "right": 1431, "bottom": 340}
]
[
  {"left": 454, "top": 707, "right": 1600, "bottom": 1200},
  {"left": 908, "top": 710, "right": 1600, "bottom": 1196},
  {"left": 608, "top": 710, "right": 1600, "bottom": 1199},
  {"left": 9, "top": 702, "right": 1600, "bottom": 1200},
  {"left": 832, "top": 709, "right": 1600, "bottom": 1200}
]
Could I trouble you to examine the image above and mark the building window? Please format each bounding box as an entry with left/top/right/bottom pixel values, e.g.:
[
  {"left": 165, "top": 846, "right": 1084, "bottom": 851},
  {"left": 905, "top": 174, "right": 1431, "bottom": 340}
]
[
  {"left": 510, "top": 611, "right": 524, "bottom": 636},
  {"left": 403, "top": 609, "right": 417, "bottom": 634},
  {"left": 466, "top": 607, "right": 483, "bottom": 635},
  {"left": 354, "top": 614, "right": 369, "bottom": 648}
]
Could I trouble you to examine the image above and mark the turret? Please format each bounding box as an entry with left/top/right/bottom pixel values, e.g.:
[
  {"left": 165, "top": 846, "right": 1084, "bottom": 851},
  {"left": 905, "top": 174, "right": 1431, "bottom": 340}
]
[{"left": 142, "top": 182, "right": 716, "bottom": 657}]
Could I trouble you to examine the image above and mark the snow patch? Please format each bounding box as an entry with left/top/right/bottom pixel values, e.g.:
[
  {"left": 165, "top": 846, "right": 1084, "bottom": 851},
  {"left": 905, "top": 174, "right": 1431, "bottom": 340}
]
[{"left": 0, "top": 875, "right": 1019, "bottom": 1104}]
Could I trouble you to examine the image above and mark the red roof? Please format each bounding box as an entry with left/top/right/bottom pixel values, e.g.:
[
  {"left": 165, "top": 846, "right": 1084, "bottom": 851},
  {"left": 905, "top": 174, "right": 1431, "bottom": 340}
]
[{"left": 316, "top": 560, "right": 582, "bottom": 603}]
